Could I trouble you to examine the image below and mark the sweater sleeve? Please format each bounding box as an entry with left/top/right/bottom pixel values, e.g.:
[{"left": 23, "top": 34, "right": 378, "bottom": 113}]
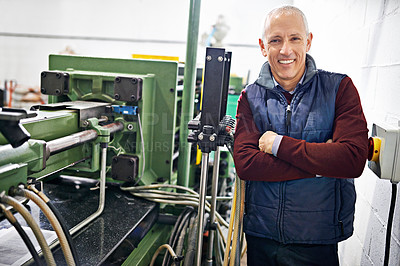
[
  {"left": 276, "top": 77, "right": 369, "bottom": 178},
  {"left": 233, "top": 90, "right": 315, "bottom": 181}
]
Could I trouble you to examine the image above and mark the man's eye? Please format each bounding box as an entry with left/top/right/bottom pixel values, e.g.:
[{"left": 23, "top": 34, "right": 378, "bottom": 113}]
[{"left": 269, "top": 39, "right": 279, "bottom": 44}]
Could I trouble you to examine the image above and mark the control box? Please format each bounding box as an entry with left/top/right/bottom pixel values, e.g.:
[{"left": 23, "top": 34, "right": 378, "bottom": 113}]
[{"left": 368, "top": 122, "right": 400, "bottom": 183}]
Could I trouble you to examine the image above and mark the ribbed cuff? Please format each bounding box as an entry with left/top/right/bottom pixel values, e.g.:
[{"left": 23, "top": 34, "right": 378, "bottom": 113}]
[{"left": 271, "top": 135, "right": 283, "bottom": 157}]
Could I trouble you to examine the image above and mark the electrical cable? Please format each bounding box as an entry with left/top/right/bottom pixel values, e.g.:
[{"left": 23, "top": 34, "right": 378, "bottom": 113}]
[
  {"left": 166, "top": 209, "right": 195, "bottom": 266},
  {"left": 0, "top": 193, "right": 56, "bottom": 266},
  {"left": 162, "top": 207, "right": 192, "bottom": 266},
  {"left": 12, "top": 187, "right": 76, "bottom": 266},
  {"left": 174, "top": 211, "right": 194, "bottom": 259},
  {"left": 27, "top": 185, "right": 80, "bottom": 266},
  {"left": 183, "top": 214, "right": 199, "bottom": 266},
  {"left": 164, "top": 210, "right": 194, "bottom": 266},
  {"left": 0, "top": 203, "right": 44, "bottom": 266},
  {"left": 134, "top": 113, "right": 145, "bottom": 186},
  {"left": 150, "top": 244, "right": 180, "bottom": 266},
  {"left": 121, "top": 184, "right": 229, "bottom": 228},
  {"left": 223, "top": 178, "right": 237, "bottom": 266},
  {"left": 230, "top": 178, "right": 245, "bottom": 266},
  {"left": 384, "top": 183, "right": 397, "bottom": 266}
]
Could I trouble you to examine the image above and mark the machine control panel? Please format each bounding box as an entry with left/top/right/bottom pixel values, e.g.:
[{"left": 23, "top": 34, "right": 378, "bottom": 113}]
[{"left": 368, "top": 122, "right": 400, "bottom": 183}]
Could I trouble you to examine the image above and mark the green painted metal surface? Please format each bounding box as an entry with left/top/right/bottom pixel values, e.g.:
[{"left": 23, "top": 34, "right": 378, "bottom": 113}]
[
  {"left": 177, "top": 0, "right": 202, "bottom": 187},
  {"left": 0, "top": 163, "right": 27, "bottom": 195},
  {"left": 122, "top": 223, "right": 172, "bottom": 266},
  {"left": 0, "top": 110, "right": 79, "bottom": 145},
  {"left": 48, "top": 55, "right": 179, "bottom": 185}
]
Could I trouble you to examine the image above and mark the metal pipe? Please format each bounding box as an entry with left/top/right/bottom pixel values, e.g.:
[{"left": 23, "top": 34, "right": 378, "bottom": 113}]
[
  {"left": 195, "top": 152, "right": 209, "bottom": 266},
  {"left": 47, "top": 144, "right": 108, "bottom": 252},
  {"left": 70, "top": 144, "right": 107, "bottom": 235},
  {"left": 206, "top": 147, "right": 220, "bottom": 265},
  {"left": 46, "top": 122, "right": 123, "bottom": 157},
  {"left": 177, "top": 0, "right": 202, "bottom": 187}
]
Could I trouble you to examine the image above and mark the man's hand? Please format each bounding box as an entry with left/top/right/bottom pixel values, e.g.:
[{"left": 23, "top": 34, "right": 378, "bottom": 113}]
[{"left": 259, "top": 131, "right": 278, "bottom": 154}]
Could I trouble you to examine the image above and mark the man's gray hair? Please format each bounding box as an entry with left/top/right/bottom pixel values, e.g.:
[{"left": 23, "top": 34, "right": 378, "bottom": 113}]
[{"left": 261, "top": 5, "right": 309, "bottom": 41}]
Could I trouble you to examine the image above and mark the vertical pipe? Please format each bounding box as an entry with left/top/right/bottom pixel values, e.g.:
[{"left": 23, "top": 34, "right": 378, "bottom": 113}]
[
  {"left": 196, "top": 152, "right": 209, "bottom": 266},
  {"left": 177, "top": 0, "right": 202, "bottom": 187},
  {"left": 206, "top": 147, "right": 220, "bottom": 265}
]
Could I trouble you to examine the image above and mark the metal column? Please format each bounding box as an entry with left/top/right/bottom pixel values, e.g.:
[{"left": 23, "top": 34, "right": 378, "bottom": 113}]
[{"left": 177, "top": 0, "right": 202, "bottom": 187}]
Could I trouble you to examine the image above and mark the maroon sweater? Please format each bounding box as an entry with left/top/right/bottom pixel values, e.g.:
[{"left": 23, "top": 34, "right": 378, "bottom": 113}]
[{"left": 233, "top": 77, "right": 369, "bottom": 182}]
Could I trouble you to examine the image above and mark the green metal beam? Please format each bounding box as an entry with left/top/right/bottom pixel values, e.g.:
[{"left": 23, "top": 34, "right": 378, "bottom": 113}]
[
  {"left": 178, "top": 0, "right": 202, "bottom": 187},
  {"left": 122, "top": 223, "right": 172, "bottom": 266}
]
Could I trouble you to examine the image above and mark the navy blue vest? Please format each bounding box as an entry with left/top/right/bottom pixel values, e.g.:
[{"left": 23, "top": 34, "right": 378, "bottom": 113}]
[{"left": 243, "top": 55, "right": 356, "bottom": 244}]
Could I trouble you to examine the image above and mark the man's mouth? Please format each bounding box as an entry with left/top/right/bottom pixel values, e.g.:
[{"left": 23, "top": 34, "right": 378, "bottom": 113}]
[{"left": 278, "top": 59, "right": 295, "bottom": 64}]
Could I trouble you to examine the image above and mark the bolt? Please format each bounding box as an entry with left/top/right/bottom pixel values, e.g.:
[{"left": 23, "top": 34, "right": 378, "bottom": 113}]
[
  {"left": 129, "top": 158, "right": 135, "bottom": 165},
  {"left": 82, "top": 120, "right": 89, "bottom": 127},
  {"left": 56, "top": 73, "right": 61, "bottom": 79},
  {"left": 209, "top": 135, "right": 215, "bottom": 141},
  {"left": 206, "top": 55, "right": 212, "bottom": 61},
  {"left": 114, "top": 94, "right": 120, "bottom": 100},
  {"left": 41, "top": 72, "right": 46, "bottom": 78},
  {"left": 170, "top": 88, "right": 174, "bottom": 93},
  {"left": 41, "top": 88, "right": 46, "bottom": 94},
  {"left": 55, "top": 89, "right": 61, "bottom": 95},
  {"left": 127, "top": 124, "right": 134, "bottom": 130},
  {"left": 198, "top": 133, "right": 204, "bottom": 140},
  {"left": 131, "top": 78, "right": 138, "bottom": 84},
  {"left": 218, "top": 56, "right": 224, "bottom": 62},
  {"left": 113, "top": 157, "right": 118, "bottom": 163},
  {"left": 115, "top": 77, "right": 121, "bottom": 83},
  {"left": 131, "top": 95, "right": 136, "bottom": 101},
  {"left": 128, "top": 176, "right": 133, "bottom": 181}
]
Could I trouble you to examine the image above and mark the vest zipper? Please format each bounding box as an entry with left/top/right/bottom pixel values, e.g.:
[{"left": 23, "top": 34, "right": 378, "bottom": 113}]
[
  {"left": 278, "top": 182, "right": 286, "bottom": 243},
  {"left": 286, "top": 104, "right": 292, "bottom": 135}
]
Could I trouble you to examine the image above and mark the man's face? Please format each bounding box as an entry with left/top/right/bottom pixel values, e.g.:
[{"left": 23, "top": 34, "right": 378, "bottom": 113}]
[{"left": 259, "top": 12, "right": 313, "bottom": 89}]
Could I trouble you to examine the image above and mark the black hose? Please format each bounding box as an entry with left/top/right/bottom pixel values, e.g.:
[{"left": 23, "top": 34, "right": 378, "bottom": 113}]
[
  {"left": 162, "top": 207, "right": 193, "bottom": 266},
  {"left": 27, "top": 185, "right": 80, "bottom": 266},
  {"left": 47, "top": 201, "right": 80, "bottom": 266},
  {"left": 384, "top": 183, "right": 397, "bottom": 266},
  {"left": 183, "top": 214, "right": 198, "bottom": 266},
  {"left": 0, "top": 204, "right": 44, "bottom": 266},
  {"left": 166, "top": 209, "right": 195, "bottom": 265}
]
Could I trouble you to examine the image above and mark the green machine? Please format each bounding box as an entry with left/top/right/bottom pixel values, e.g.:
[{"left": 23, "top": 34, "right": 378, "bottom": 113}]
[
  {"left": 0, "top": 55, "right": 181, "bottom": 265},
  {"left": 0, "top": 55, "right": 179, "bottom": 188}
]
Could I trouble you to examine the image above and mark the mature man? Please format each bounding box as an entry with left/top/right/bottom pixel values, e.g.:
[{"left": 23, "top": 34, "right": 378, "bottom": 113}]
[{"left": 233, "top": 5, "right": 368, "bottom": 266}]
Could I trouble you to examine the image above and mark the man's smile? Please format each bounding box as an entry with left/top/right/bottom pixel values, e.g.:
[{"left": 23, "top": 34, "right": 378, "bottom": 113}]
[{"left": 278, "top": 59, "right": 295, "bottom": 64}]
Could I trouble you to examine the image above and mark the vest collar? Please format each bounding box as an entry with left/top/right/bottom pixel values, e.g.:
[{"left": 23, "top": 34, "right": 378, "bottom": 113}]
[{"left": 255, "top": 54, "right": 318, "bottom": 89}]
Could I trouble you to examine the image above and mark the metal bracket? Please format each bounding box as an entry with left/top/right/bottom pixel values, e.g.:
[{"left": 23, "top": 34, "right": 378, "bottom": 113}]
[
  {"left": 114, "top": 76, "right": 143, "bottom": 102},
  {"left": 40, "top": 71, "right": 70, "bottom": 96}
]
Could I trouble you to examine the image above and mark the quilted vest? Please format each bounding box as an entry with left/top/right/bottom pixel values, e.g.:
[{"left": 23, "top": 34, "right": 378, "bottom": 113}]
[{"left": 243, "top": 54, "right": 356, "bottom": 244}]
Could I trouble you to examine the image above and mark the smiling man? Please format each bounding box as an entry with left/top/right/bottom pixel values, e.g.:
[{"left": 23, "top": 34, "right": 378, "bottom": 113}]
[{"left": 233, "top": 5, "right": 369, "bottom": 266}]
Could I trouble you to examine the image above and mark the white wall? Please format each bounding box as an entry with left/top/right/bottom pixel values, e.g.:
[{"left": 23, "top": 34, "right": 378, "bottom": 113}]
[
  {"left": 295, "top": 0, "right": 400, "bottom": 265},
  {"left": 1, "top": 0, "right": 400, "bottom": 265},
  {"left": 0, "top": 0, "right": 290, "bottom": 87}
]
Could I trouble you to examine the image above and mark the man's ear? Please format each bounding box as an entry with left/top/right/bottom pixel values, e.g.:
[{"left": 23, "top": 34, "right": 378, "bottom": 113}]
[
  {"left": 259, "top": 39, "right": 268, "bottom": 57},
  {"left": 306, "top": 32, "right": 313, "bottom": 52}
]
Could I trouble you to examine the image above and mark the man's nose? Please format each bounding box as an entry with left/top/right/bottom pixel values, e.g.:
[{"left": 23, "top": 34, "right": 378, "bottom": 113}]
[{"left": 280, "top": 41, "right": 292, "bottom": 55}]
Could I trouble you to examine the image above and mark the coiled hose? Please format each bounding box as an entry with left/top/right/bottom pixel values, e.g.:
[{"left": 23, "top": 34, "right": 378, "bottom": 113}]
[
  {"left": 13, "top": 186, "right": 76, "bottom": 266},
  {"left": 0, "top": 203, "right": 43, "bottom": 266},
  {"left": 27, "top": 184, "right": 80, "bottom": 265},
  {"left": 0, "top": 193, "right": 56, "bottom": 266}
]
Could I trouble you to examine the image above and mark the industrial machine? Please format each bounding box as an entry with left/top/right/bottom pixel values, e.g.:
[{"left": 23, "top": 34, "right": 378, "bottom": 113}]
[
  {"left": 0, "top": 54, "right": 182, "bottom": 265},
  {"left": 0, "top": 47, "right": 243, "bottom": 266}
]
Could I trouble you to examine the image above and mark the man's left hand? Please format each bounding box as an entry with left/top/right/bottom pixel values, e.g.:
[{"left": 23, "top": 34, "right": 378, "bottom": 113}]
[{"left": 259, "top": 131, "right": 278, "bottom": 154}]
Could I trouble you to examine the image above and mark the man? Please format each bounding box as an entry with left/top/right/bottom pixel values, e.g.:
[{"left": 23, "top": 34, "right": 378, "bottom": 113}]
[{"left": 233, "top": 5, "right": 368, "bottom": 266}]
